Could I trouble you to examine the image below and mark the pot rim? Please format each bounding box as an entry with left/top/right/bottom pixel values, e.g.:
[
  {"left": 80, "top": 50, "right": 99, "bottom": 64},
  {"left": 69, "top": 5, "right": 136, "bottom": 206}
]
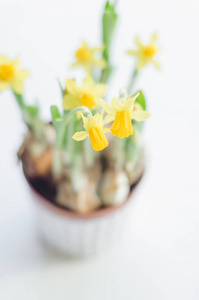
[{"left": 24, "top": 170, "right": 143, "bottom": 220}]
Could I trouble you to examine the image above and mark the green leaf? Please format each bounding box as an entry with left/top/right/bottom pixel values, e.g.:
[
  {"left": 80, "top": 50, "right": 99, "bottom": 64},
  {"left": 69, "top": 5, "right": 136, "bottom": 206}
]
[
  {"left": 57, "top": 78, "right": 65, "bottom": 97},
  {"left": 50, "top": 105, "right": 62, "bottom": 125},
  {"left": 12, "top": 90, "right": 44, "bottom": 139},
  {"left": 100, "top": 65, "right": 114, "bottom": 84},
  {"left": 134, "top": 90, "right": 146, "bottom": 110},
  {"left": 102, "top": 1, "right": 118, "bottom": 62},
  {"left": 100, "top": 1, "right": 118, "bottom": 84},
  {"left": 50, "top": 105, "right": 65, "bottom": 148},
  {"left": 25, "top": 105, "right": 39, "bottom": 117},
  {"left": 12, "top": 91, "right": 25, "bottom": 109}
]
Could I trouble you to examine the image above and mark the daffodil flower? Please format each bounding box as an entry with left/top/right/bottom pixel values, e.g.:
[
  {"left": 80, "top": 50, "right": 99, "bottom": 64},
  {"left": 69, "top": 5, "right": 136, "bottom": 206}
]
[
  {"left": 62, "top": 75, "right": 107, "bottom": 110},
  {"left": 72, "top": 112, "right": 110, "bottom": 151},
  {"left": 72, "top": 41, "right": 106, "bottom": 73},
  {"left": 126, "top": 33, "right": 160, "bottom": 71},
  {"left": 100, "top": 93, "right": 151, "bottom": 139},
  {"left": 0, "top": 55, "right": 29, "bottom": 94}
]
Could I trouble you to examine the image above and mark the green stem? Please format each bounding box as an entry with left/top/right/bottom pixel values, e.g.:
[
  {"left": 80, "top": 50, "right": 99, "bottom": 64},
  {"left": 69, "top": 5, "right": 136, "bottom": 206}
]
[
  {"left": 100, "top": 66, "right": 113, "bottom": 84},
  {"left": 56, "top": 78, "right": 65, "bottom": 97},
  {"left": 12, "top": 90, "right": 25, "bottom": 109},
  {"left": 71, "top": 116, "right": 82, "bottom": 168},
  {"left": 12, "top": 90, "right": 44, "bottom": 140},
  {"left": 83, "top": 137, "right": 95, "bottom": 168},
  {"left": 128, "top": 69, "right": 138, "bottom": 95},
  {"left": 64, "top": 106, "right": 92, "bottom": 127},
  {"left": 50, "top": 106, "right": 92, "bottom": 177},
  {"left": 67, "top": 119, "right": 74, "bottom": 161},
  {"left": 100, "top": 0, "right": 118, "bottom": 83},
  {"left": 114, "top": 137, "right": 125, "bottom": 170}
]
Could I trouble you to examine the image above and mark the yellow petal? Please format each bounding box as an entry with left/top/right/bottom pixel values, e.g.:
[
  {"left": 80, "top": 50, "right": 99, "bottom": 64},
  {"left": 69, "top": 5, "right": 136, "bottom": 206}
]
[
  {"left": 92, "top": 58, "right": 107, "bottom": 69},
  {"left": 62, "top": 94, "right": 81, "bottom": 110},
  {"left": 135, "top": 36, "right": 144, "bottom": 48},
  {"left": 82, "top": 75, "right": 94, "bottom": 89},
  {"left": 134, "top": 102, "right": 143, "bottom": 111},
  {"left": 0, "top": 55, "right": 11, "bottom": 65},
  {"left": 136, "top": 58, "right": 147, "bottom": 71},
  {"left": 154, "top": 45, "right": 161, "bottom": 53},
  {"left": 152, "top": 59, "right": 160, "bottom": 69},
  {"left": 82, "top": 114, "right": 89, "bottom": 130},
  {"left": 90, "top": 113, "right": 101, "bottom": 128},
  {"left": 0, "top": 81, "right": 11, "bottom": 91},
  {"left": 131, "top": 92, "right": 140, "bottom": 102},
  {"left": 93, "top": 84, "right": 107, "bottom": 98},
  {"left": 104, "top": 114, "right": 115, "bottom": 124},
  {"left": 11, "top": 81, "right": 24, "bottom": 94},
  {"left": 126, "top": 49, "right": 139, "bottom": 56},
  {"left": 151, "top": 32, "right": 158, "bottom": 44},
  {"left": 17, "top": 69, "right": 29, "bottom": 80},
  {"left": 111, "top": 97, "right": 123, "bottom": 110},
  {"left": 131, "top": 110, "right": 151, "bottom": 121},
  {"left": 82, "top": 40, "right": 89, "bottom": 49},
  {"left": 72, "top": 131, "right": 88, "bottom": 141},
  {"left": 99, "top": 99, "right": 116, "bottom": 115},
  {"left": 103, "top": 128, "right": 111, "bottom": 133},
  {"left": 92, "top": 44, "right": 105, "bottom": 52},
  {"left": 65, "top": 79, "right": 80, "bottom": 96},
  {"left": 123, "top": 93, "right": 139, "bottom": 112},
  {"left": 71, "top": 61, "right": 81, "bottom": 68},
  {"left": 12, "top": 58, "right": 20, "bottom": 68}
]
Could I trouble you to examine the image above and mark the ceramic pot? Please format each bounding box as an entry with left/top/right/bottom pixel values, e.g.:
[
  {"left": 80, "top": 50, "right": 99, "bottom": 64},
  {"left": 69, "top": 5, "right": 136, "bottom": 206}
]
[{"left": 25, "top": 174, "right": 143, "bottom": 257}]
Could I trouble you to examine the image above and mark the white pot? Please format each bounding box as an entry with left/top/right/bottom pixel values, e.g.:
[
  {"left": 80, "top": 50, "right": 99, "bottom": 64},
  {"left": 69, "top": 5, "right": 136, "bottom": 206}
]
[{"left": 27, "top": 177, "right": 142, "bottom": 257}]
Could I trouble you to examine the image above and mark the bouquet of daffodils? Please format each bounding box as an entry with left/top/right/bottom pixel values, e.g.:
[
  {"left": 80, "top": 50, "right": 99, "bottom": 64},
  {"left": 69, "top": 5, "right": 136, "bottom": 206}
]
[{"left": 0, "top": 1, "right": 160, "bottom": 213}]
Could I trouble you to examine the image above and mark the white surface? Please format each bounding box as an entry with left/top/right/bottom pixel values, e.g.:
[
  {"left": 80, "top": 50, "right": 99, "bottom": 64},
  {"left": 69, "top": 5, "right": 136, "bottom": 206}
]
[{"left": 0, "top": 0, "right": 199, "bottom": 299}]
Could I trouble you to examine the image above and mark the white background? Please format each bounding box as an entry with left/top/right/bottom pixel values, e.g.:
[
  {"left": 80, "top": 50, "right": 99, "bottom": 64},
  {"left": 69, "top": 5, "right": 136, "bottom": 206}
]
[{"left": 0, "top": 0, "right": 199, "bottom": 299}]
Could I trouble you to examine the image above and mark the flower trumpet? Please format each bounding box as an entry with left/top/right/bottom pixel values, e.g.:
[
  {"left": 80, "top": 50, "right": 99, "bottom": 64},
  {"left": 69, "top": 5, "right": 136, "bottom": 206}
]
[
  {"left": 100, "top": 92, "right": 151, "bottom": 139},
  {"left": 72, "top": 111, "right": 110, "bottom": 151}
]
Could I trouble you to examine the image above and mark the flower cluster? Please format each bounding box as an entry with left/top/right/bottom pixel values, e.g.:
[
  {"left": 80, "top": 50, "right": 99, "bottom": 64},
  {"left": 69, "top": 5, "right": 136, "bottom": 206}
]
[
  {"left": 72, "top": 41, "right": 106, "bottom": 74},
  {"left": 0, "top": 55, "right": 29, "bottom": 94},
  {"left": 62, "top": 76, "right": 106, "bottom": 110},
  {"left": 0, "top": 0, "right": 160, "bottom": 181},
  {"left": 0, "top": 0, "right": 163, "bottom": 215},
  {"left": 127, "top": 33, "right": 160, "bottom": 71},
  {"left": 72, "top": 91, "right": 151, "bottom": 151}
]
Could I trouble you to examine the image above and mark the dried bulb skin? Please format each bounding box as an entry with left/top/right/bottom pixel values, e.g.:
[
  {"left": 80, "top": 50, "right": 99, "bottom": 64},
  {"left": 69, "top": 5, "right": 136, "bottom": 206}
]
[
  {"left": 56, "top": 179, "right": 101, "bottom": 213},
  {"left": 18, "top": 125, "right": 54, "bottom": 179},
  {"left": 98, "top": 169, "right": 130, "bottom": 206},
  {"left": 56, "top": 161, "right": 102, "bottom": 213}
]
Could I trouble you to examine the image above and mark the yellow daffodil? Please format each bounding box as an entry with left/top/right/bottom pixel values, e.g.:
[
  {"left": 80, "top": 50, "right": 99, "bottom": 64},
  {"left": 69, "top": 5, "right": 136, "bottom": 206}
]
[
  {"left": 126, "top": 33, "right": 160, "bottom": 71},
  {"left": 62, "top": 75, "right": 107, "bottom": 110},
  {"left": 0, "top": 55, "right": 29, "bottom": 94},
  {"left": 100, "top": 93, "right": 151, "bottom": 139},
  {"left": 72, "top": 41, "right": 106, "bottom": 73},
  {"left": 72, "top": 112, "right": 110, "bottom": 151}
]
